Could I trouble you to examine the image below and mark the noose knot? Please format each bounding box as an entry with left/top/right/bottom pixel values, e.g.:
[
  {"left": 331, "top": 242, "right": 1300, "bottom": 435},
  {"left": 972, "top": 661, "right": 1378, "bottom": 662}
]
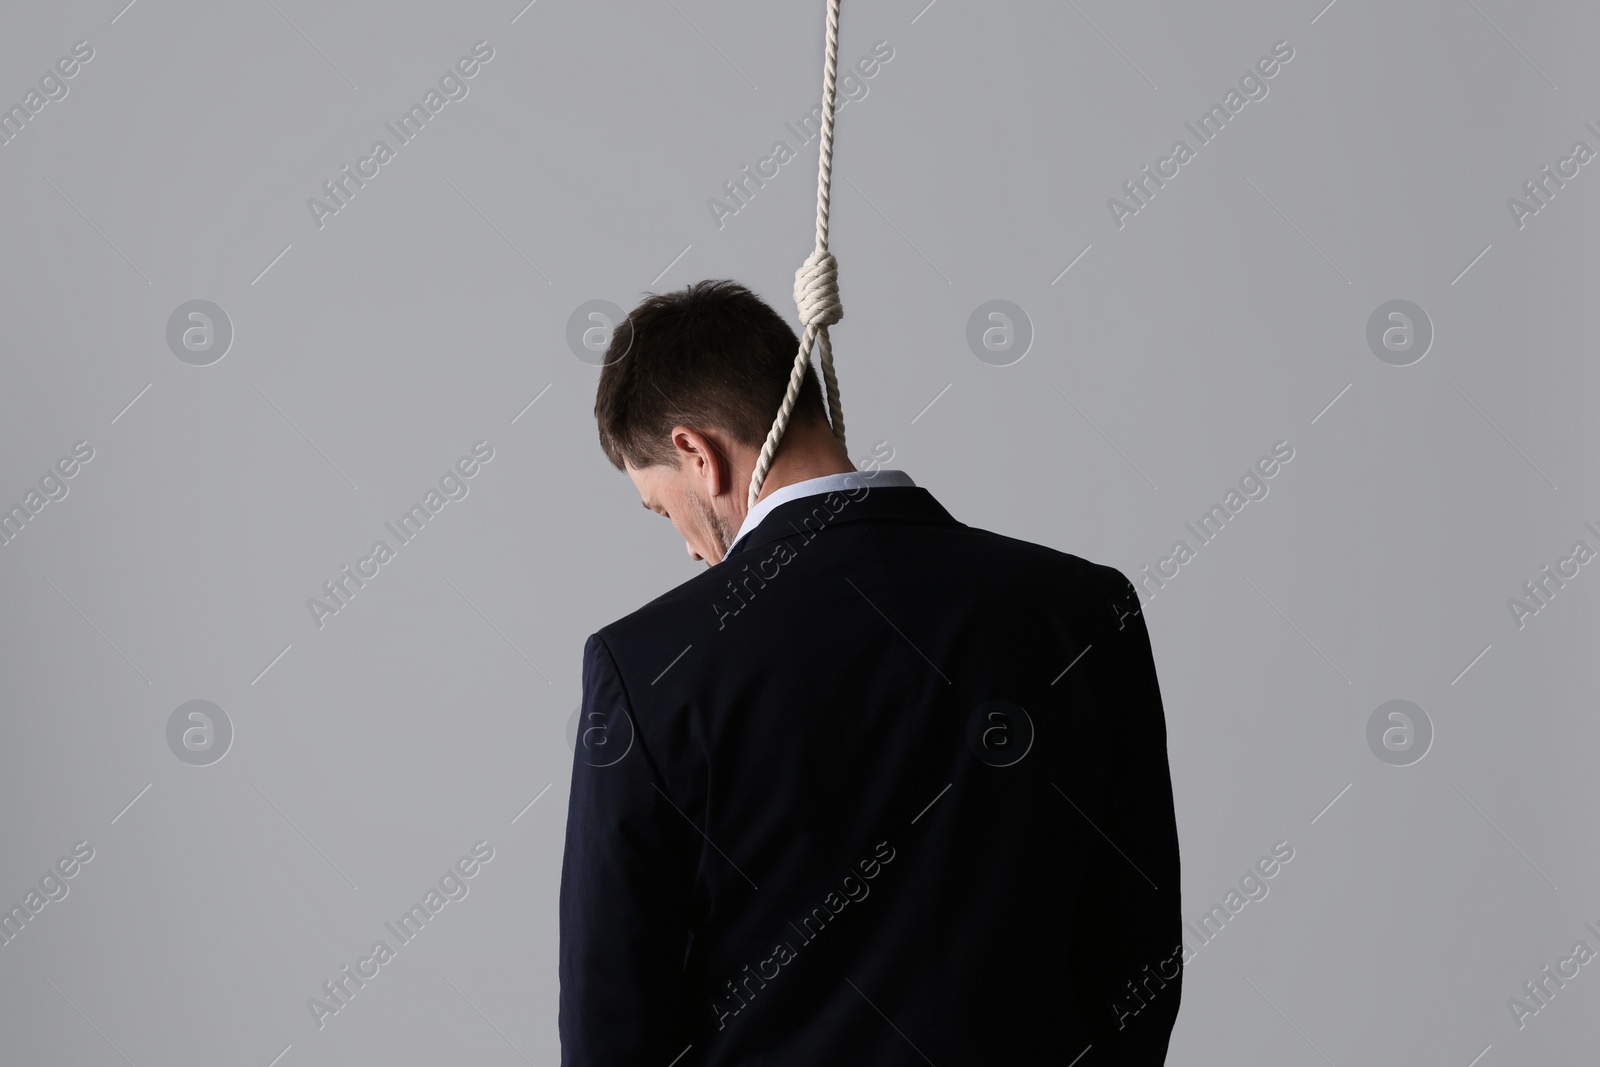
[{"left": 793, "top": 248, "right": 843, "bottom": 327}]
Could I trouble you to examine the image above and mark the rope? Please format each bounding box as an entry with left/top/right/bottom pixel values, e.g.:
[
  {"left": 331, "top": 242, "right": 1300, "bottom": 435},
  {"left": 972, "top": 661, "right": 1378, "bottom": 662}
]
[{"left": 747, "top": 0, "right": 847, "bottom": 509}]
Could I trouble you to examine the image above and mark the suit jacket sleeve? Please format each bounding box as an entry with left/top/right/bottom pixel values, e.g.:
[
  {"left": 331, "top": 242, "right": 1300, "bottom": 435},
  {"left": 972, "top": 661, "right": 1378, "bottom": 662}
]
[
  {"left": 559, "top": 633, "right": 694, "bottom": 1066},
  {"left": 1070, "top": 569, "right": 1184, "bottom": 1064}
]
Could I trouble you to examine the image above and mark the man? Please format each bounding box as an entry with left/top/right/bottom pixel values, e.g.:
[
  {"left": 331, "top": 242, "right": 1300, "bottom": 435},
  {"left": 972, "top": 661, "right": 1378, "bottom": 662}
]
[{"left": 560, "top": 280, "right": 1182, "bottom": 1065}]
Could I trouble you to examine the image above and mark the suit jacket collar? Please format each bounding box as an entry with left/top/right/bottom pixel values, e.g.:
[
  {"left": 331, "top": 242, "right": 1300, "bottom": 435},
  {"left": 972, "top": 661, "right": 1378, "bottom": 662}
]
[{"left": 722, "top": 484, "right": 961, "bottom": 561}]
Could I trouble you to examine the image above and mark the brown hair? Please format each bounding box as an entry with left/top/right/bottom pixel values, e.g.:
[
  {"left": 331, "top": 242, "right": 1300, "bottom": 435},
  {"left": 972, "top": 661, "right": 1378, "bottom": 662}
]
[{"left": 593, "top": 280, "right": 827, "bottom": 470}]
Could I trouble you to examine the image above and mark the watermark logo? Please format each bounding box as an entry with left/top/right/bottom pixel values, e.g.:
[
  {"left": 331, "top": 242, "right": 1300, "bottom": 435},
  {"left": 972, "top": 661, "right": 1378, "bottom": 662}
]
[
  {"left": 0, "top": 440, "right": 94, "bottom": 549},
  {"left": 166, "top": 300, "right": 233, "bottom": 366},
  {"left": 965, "top": 300, "right": 1032, "bottom": 366},
  {"left": 566, "top": 300, "right": 633, "bottom": 366},
  {"left": 1116, "top": 839, "right": 1294, "bottom": 1031},
  {"left": 307, "top": 42, "right": 495, "bottom": 230},
  {"left": 1365, "top": 299, "right": 1432, "bottom": 366},
  {"left": 1133, "top": 440, "right": 1295, "bottom": 606},
  {"left": 0, "top": 840, "right": 95, "bottom": 950},
  {"left": 307, "top": 441, "right": 495, "bottom": 630},
  {"left": 706, "top": 41, "right": 895, "bottom": 230},
  {"left": 1507, "top": 523, "right": 1599, "bottom": 630},
  {"left": 306, "top": 841, "right": 495, "bottom": 1029},
  {"left": 1507, "top": 122, "right": 1599, "bottom": 230},
  {"left": 1365, "top": 699, "right": 1432, "bottom": 767},
  {"left": 0, "top": 40, "right": 94, "bottom": 150},
  {"left": 709, "top": 839, "right": 896, "bottom": 1031},
  {"left": 1108, "top": 39, "right": 1295, "bottom": 229},
  {"left": 1506, "top": 917, "right": 1600, "bottom": 1030},
  {"left": 567, "top": 701, "right": 635, "bottom": 767},
  {"left": 710, "top": 441, "right": 896, "bottom": 631},
  {"left": 167, "top": 700, "right": 233, "bottom": 766},
  {"left": 967, "top": 699, "right": 1034, "bottom": 767}
]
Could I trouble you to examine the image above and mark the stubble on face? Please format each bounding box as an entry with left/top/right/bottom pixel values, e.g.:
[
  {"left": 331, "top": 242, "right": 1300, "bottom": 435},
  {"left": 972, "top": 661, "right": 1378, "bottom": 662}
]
[{"left": 697, "top": 493, "right": 734, "bottom": 564}]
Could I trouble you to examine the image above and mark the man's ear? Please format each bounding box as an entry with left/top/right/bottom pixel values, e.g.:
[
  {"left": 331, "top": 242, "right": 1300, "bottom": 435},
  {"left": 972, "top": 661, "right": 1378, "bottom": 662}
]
[{"left": 669, "top": 426, "right": 730, "bottom": 498}]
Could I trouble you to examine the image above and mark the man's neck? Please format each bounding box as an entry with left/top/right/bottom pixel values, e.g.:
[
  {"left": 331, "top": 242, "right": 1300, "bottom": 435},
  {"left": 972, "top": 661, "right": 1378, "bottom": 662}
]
[{"left": 748, "top": 422, "right": 855, "bottom": 506}]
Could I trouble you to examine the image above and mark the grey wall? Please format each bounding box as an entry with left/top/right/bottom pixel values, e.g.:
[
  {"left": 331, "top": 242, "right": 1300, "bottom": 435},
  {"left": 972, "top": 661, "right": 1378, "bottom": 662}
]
[{"left": 0, "top": 0, "right": 1596, "bottom": 1064}]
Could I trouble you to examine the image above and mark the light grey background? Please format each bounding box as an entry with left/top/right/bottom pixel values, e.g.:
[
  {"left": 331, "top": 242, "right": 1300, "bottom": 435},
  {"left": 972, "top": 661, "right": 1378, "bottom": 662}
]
[{"left": 1, "top": 0, "right": 1596, "bottom": 1064}]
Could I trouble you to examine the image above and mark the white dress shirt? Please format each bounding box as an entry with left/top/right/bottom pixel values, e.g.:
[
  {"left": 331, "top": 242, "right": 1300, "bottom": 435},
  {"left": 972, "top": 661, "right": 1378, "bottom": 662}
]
[{"left": 727, "top": 469, "right": 916, "bottom": 554}]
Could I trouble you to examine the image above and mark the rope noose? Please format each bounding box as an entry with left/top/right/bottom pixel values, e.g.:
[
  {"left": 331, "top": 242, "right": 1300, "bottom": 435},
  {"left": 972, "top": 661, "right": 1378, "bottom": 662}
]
[{"left": 747, "top": 0, "right": 847, "bottom": 510}]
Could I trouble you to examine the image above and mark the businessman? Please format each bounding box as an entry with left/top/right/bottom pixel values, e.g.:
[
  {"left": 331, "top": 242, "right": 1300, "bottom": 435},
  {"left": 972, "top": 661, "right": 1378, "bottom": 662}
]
[{"left": 560, "top": 281, "right": 1182, "bottom": 1065}]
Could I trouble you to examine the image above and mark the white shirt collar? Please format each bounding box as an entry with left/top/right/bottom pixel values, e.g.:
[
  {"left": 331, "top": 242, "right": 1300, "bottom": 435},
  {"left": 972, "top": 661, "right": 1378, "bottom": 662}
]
[{"left": 726, "top": 469, "right": 916, "bottom": 554}]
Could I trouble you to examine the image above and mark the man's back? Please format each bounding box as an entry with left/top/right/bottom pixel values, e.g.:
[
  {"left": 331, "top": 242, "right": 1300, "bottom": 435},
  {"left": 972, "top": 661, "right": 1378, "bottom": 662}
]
[{"left": 560, "top": 483, "right": 1182, "bottom": 1066}]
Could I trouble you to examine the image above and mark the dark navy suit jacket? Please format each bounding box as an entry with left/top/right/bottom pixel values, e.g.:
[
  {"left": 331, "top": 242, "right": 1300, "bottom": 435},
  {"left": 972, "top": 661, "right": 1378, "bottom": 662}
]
[{"left": 560, "top": 481, "right": 1182, "bottom": 1065}]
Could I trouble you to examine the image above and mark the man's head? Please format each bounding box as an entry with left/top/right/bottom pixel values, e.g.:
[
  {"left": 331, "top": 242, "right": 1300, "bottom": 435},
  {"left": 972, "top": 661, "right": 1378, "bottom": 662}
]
[{"left": 594, "top": 280, "right": 849, "bottom": 566}]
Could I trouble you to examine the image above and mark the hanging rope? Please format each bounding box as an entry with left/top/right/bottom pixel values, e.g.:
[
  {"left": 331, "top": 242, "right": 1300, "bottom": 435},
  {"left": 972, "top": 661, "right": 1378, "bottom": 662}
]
[{"left": 748, "top": 0, "right": 847, "bottom": 509}]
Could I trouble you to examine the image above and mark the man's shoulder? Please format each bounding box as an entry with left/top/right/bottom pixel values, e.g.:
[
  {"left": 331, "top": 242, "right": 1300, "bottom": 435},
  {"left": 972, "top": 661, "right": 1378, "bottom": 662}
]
[
  {"left": 595, "top": 520, "right": 1132, "bottom": 654},
  {"left": 589, "top": 561, "right": 728, "bottom": 661},
  {"left": 957, "top": 526, "right": 1139, "bottom": 623},
  {"left": 961, "top": 524, "right": 1129, "bottom": 585}
]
